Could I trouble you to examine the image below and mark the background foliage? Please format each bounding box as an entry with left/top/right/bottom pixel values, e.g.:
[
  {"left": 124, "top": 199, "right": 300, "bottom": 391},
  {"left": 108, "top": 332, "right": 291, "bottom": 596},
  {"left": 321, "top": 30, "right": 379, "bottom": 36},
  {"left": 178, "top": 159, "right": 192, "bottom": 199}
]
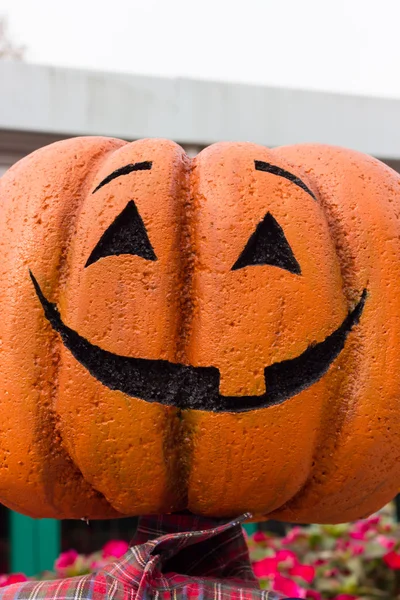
[{"left": 2, "top": 506, "right": 400, "bottom": 599}]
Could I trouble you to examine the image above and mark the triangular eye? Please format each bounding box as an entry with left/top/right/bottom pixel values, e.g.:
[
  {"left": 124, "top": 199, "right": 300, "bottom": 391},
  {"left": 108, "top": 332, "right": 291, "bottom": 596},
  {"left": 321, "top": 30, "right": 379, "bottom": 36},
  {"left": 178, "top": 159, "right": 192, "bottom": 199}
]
[
  {"left": 85, "top": 201, "right": 157, "bottom": 268},
  {"left": 232, "top": 212, "right": 301, "bottom": 274}
]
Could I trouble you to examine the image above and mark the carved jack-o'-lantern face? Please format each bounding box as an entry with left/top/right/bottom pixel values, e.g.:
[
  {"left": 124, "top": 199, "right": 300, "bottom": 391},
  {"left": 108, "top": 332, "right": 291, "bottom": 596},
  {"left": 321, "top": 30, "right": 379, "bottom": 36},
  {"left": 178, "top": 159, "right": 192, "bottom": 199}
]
[
  {"left": 30, "top": 158, "right": 366, "bottom": 412},
  {"left": 1, "top": 138, "right": 400, "bottom": 525}
]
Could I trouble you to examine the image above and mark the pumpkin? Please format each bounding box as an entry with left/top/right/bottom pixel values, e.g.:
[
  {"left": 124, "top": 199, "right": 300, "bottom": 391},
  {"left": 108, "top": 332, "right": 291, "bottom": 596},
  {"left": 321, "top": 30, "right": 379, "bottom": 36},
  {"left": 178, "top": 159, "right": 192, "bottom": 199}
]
[{"left": 1, "top": 137, "right": 400, "bottom": 524}]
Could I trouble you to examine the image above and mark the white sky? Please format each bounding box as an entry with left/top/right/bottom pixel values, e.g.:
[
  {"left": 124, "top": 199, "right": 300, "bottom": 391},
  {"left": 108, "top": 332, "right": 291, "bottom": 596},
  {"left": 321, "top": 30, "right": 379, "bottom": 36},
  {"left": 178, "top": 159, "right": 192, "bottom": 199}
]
[{"left": 2, "top": 0, "right": 400, "bottom": 98}]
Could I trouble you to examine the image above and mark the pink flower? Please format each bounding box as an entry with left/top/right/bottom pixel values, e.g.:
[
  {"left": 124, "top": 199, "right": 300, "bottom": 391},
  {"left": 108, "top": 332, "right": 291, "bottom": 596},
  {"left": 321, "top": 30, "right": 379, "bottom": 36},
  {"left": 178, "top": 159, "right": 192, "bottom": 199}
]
[
  {"left": 272, "top": 573, "right": 306, "bottom": 598},
  {"left": 282, "top": 526, "right": 305, "bottom": 544},
  {"left": 252, "top": 556, "right": 279, "bottom": 578},
  {"left": 324, "top": 568, "right": 340, "bottom": 578},
  {"left": 313, "top": 558, "right": 327, "bottom": 567},
  {"left": 89, "top": 559, "right": 108, "bottom": 571},
  {"left": 384, "top": 550, "right": 400, "bottom": 569},
  {"left": 377, "top": 535, "right": 396, "bottom": 550},
  {"left": 335, "top": 539, "right": 348, "bottom": 551},
  {"left": 336, "top": 537, "right": 365, "bottom": 556},
  {"left": 275, "top": 549, "right": 298, "bottom": 568},
  {"left": 55, "top": 549, "right": 78, "bottom": 572},
  {"left": 333, "top": 595, "right": 358, "bottom": 600},
  {"left": 349, "top": 528, "right": 368, "bottom": 540},
  {"left": 289, "top": 563, "right": 315, "bottom": 584},
  {"left": 253, "top": 548, "right": 305, "bottom": 580},
  {"left": 349, "top": 516, "right": 380, "bottom": 540},
  {"left": 102, "top": 540, "right": 129, "bottom": 559},
  {"left": 0, "top": 573, "right": 28, "bottom": 587},
  {"left": 253, "top": 531, "right": 269, "bottom": 543},
  {"left": 350, "top": 542, "right": 364, "bottom": 556}
]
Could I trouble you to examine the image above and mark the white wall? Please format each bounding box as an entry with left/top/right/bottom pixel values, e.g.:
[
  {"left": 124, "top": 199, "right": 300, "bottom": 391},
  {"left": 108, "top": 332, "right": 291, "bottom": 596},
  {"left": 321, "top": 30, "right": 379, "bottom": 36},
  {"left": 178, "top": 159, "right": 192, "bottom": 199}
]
[{"left": 2, "top": 61, "right": 400, "bottom": 159}]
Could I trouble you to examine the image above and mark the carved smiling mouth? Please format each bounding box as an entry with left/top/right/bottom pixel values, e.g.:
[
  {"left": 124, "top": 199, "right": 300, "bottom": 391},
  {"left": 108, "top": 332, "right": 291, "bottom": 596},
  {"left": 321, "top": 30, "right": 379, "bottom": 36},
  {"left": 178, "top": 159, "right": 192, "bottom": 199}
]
[{"left": 30, "top": 272, "right": 366, "bottom": 413}]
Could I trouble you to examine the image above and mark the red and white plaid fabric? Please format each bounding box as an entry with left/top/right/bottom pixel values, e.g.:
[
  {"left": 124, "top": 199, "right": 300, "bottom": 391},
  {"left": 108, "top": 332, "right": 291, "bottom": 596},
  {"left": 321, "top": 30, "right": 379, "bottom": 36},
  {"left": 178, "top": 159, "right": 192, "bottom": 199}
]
[{"left": 0, "top": 513, "right": 297, "bottom": 600}]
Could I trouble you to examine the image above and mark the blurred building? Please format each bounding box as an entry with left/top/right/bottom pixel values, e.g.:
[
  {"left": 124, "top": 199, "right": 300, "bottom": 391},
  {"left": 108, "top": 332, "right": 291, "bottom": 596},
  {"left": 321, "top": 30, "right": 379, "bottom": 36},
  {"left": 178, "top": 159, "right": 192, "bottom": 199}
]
[
  {"left": 2, "top": 61, "right": 400, "bottom": 174},
  {"left": 1, "top": 61, "right": 400, "bottom": 576}
]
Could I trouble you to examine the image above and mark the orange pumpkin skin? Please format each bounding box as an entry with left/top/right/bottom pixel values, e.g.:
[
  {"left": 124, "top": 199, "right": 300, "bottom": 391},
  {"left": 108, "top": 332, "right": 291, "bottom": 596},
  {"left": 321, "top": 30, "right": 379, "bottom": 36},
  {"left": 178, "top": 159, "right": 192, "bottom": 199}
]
[{"left": 1, "top": 137, "right": 400, "bottom": 523}]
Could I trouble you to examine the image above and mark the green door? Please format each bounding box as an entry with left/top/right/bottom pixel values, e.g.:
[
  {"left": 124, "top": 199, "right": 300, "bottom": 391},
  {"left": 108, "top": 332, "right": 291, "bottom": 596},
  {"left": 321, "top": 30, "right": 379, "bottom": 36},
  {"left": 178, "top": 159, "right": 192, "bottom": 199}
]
[{"left": 10, "top": 511, "right": 60, "bottom": 576}]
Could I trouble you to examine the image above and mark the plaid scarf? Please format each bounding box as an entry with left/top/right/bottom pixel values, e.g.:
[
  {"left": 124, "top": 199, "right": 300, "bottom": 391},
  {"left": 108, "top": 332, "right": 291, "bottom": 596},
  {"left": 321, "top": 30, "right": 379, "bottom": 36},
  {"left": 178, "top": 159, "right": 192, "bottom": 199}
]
[{"left": 0, "top": 513, "right": 297, "bottom": 599}]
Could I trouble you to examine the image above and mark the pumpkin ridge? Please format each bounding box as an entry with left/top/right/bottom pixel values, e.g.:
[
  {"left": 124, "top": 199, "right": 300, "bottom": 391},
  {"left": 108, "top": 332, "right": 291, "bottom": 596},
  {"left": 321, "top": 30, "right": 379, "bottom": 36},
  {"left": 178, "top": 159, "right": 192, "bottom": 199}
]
[
  {"left": 174, "top": 154, "right": 196, "bottom": 364},
  {"left": 268, "top": 354, "right": 355, "bottom": 520},
  {"left": 39, "top": 141, "right": 127, "bottom": 517},
  {"left": 53, "top": 139, "right": 193, "bottom": 516},
  {"left": 259, "top": 148, "right": 353, "bottom": 520},
  {"left": 297, "top": 166, "right": 363, "bottom": 489},
  {"left": 177, "top": 154, "right": 212, "bottom": 511},
  {"left": 163, "top": 151, "right": 193, "bottom": 509},
  {"left": 268, "top": 145, "right": 400, "bottom": 522}
]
